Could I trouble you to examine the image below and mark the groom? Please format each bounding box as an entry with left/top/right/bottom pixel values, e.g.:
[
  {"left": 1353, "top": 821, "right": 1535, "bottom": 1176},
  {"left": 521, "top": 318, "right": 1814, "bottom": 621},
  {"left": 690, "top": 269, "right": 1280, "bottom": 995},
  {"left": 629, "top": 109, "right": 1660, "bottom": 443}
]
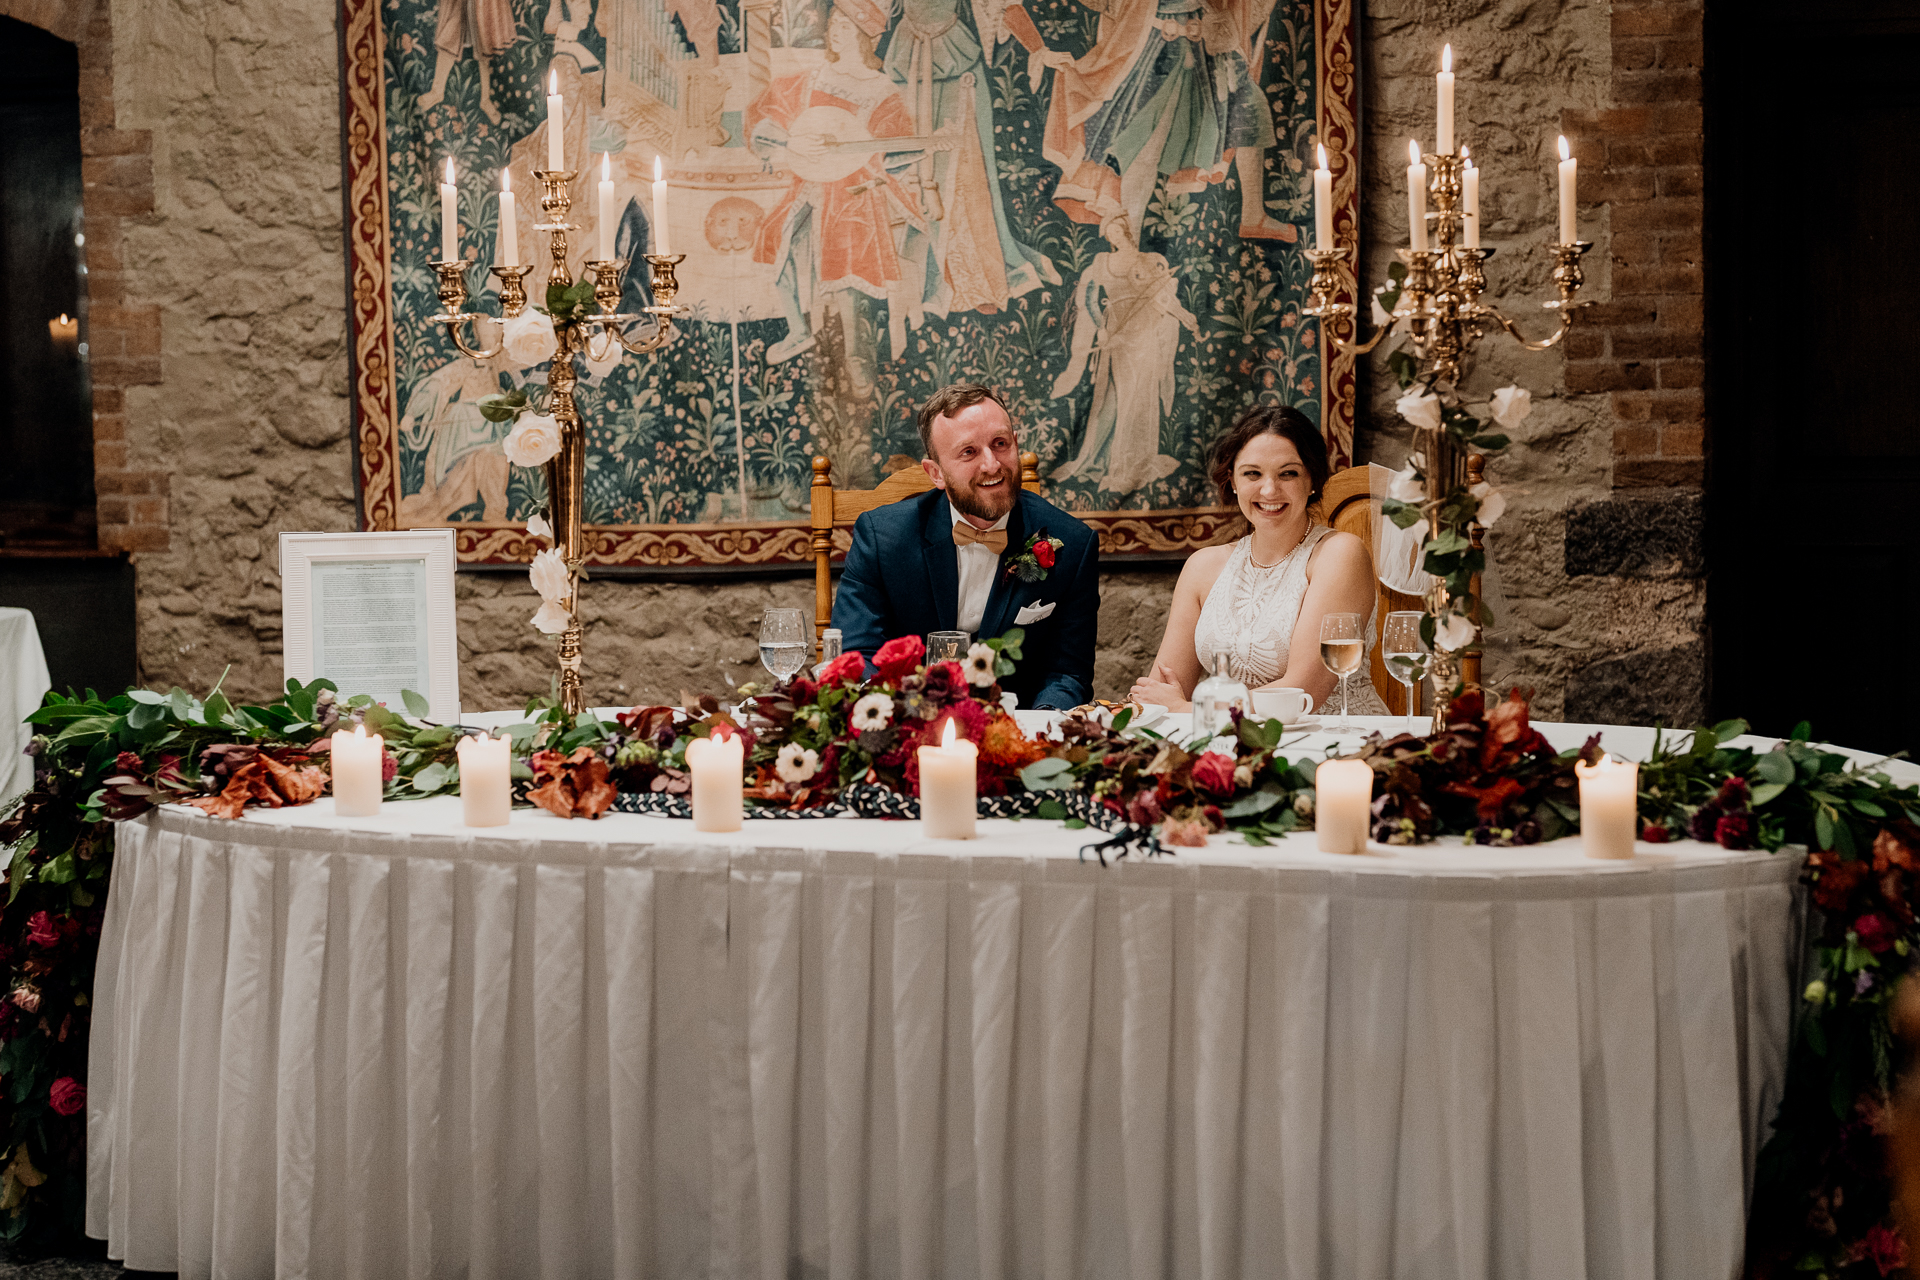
[{"left": 833, "top": 384, "right": 1099, "bottom": 710}]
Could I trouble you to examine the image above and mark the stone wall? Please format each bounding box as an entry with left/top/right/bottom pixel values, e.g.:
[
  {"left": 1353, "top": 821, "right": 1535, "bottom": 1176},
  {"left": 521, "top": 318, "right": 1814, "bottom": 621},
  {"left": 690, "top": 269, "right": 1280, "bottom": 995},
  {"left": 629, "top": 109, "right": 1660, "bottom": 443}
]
[{"left": 31, "top": 0, "right": 1706, "bottom": 721}]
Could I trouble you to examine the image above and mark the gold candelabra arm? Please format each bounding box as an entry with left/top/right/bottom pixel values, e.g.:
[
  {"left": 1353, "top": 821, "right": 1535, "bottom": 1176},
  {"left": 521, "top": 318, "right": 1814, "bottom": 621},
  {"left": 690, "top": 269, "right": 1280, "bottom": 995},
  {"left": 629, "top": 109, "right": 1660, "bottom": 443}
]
[
  {"left": 583, "top": 254, "right": 687, "bottom": 356},
  {"left": 1302, "top": 246, "right": 1398, "bottom": 356},
  {"left": 430, "top": 260, "right": 507, "bottom": 360},
  {"left": 491, "top": 264, "right": 534, "bottom": 319},
  {"left": 1464, "top": 242, "right": 1591, "bottom": 352}
]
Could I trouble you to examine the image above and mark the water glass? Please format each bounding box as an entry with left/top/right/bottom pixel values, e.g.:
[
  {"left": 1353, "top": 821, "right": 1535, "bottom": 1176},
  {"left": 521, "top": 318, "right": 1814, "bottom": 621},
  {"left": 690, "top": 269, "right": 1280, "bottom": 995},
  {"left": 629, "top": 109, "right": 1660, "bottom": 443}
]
[
  {"left": 759, "top": 608, "right": 808, "bottom": 683},
  {"left": 813, "top": 627, "right": 843, "bottom": 677},
  {"left": 1382, "top": 610, "right": 1430, "bottom": 734},
  {"left": 926, "top": 630, "right": 968, "bottom": 664},
  {"left": 1318, "top": 612, "right": 1364, "bottom": 732}
]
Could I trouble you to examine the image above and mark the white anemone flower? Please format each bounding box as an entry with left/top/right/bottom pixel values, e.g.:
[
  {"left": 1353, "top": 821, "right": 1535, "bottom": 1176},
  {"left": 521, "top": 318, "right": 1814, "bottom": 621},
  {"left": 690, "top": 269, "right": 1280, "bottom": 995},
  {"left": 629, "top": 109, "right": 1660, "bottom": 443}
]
[
  {"left": 850, "top": 692, "right": 895, "bottom": 731},
  {"left": 775, "top": 742, "right": 821, "bottom": 784},
  {"left": 963, "top": 642, "right": 997, "bottom": 688}
]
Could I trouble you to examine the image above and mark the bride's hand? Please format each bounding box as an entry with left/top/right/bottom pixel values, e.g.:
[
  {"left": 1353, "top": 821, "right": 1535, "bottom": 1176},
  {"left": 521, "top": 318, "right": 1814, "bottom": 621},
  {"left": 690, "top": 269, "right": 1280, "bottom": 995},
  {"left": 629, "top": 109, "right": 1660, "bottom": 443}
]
[{"left": 1129, "top": 661, "right": 1188, "bottom": 711}]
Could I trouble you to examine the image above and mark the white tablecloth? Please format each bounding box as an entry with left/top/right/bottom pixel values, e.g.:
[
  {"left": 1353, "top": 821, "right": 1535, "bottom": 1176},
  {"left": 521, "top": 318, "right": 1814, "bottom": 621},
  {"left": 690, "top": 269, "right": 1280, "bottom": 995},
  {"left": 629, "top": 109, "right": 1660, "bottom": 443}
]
[
  {"left": 88, "top": 720, "right": 1810, "bottom": 1279},
  {"left": 0, "top": 606, "right": 50, "bottom": 802}
]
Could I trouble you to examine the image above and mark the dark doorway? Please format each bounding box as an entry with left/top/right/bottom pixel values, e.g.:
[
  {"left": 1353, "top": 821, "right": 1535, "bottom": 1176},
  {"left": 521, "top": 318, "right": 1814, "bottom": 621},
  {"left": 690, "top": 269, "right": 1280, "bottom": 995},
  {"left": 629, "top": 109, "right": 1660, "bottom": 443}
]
[
  {"left": 0, "top": 14, "right": 94, "bottom": 549},
  {"left": 1707, "top": 1, "right": 1920, "bottom": 758}
]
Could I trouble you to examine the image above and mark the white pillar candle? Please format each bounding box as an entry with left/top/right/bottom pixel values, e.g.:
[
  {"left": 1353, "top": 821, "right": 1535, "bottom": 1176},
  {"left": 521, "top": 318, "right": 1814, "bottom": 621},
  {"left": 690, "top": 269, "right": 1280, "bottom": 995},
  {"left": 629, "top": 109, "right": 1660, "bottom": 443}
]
[
  {"left": 1557, "top": 135, "right": 1578, "bottom": 244},
  {"left": 1315, "top": 757, "right": 1373, "bottom": 855},
  {"left": 440, "top": 157, "right": 458, "bottom": 262},
  {"left": 1406, "top": 140, "right": 1428, "bottom": 252},
  {"left": 1436, "top": 44, "right": 1455, "bottom": 154},
  {"left": 652, "top": 156, "right": 672, "bottom": 256},
  {"left": 917, "top": 718, "right": 977, "bottom": 840},
  {"left": 685, "top": 730, "right": 744, "bottom": 832},
  {"left": 499, "top": 169, "right": 518, "bottom": 267},
  {"left": 546, "top": 71, "right": 565, "bottom": 172},
  {"left": 1313, "top": 143, "right": 1333, "bottom": 251},
  {"left": 1462, "top": 148, "right": 1480, "bottom": 249},
  {"left": 1576, "top": 755, "right": 1639, "bottom": 859},
  {"left": 330, "top": 725, "right": 384, "bottom": 817},
  {"left": 457, "top": 733, "right": 512, "bottom": 828},
  {"left": 597, "top": 152, "right": 615, "bottom": 261}
]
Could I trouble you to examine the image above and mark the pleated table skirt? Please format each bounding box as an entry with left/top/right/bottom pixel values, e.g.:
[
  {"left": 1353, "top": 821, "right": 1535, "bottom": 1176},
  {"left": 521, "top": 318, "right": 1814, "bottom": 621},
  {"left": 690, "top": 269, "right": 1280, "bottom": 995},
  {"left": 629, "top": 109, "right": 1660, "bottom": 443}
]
[{"left": 87, "top": 800, "right": 1801, "bottom": 1279}]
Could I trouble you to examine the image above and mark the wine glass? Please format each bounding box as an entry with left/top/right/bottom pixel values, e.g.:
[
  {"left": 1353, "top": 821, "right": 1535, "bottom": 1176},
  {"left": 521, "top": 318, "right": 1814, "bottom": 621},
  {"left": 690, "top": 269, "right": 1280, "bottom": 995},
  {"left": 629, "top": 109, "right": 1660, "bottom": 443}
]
[
  {"left": 1382, "top": 610, "right": 1430, "bottom": 735},
  {"left": 926, "top": 631, "right": 969, "bottom": 664},
  {"left": 759, "top": 608, "right": 808, "bottom": 684},
  {"left": 1318, "top": 612, "right": 1364, "bottom": 732}
]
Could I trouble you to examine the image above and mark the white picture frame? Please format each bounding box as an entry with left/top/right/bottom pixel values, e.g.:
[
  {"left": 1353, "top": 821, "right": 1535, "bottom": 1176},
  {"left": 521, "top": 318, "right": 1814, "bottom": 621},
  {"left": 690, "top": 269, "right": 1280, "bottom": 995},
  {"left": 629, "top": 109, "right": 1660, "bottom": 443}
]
[{"left": 279, "top": 530, "right": 460, "bottom": 721}]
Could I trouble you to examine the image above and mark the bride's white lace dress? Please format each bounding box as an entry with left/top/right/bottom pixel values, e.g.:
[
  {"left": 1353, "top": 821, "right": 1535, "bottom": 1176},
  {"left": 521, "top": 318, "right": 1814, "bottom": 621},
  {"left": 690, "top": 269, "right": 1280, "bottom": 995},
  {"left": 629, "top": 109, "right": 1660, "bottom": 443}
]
[{"left": 1192, "top": 526, "right": 1392, "bottom": 717}]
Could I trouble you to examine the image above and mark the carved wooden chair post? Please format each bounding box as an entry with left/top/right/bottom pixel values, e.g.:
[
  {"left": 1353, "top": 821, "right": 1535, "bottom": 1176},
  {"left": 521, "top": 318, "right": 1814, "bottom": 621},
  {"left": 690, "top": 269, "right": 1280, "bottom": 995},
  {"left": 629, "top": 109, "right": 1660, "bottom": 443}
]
[
  {"left": 810, "top": 452, "right": 1044, "bottom": 658},
  {"left": 1322, "top": 466, "right": 1427, "bottom": 717}
]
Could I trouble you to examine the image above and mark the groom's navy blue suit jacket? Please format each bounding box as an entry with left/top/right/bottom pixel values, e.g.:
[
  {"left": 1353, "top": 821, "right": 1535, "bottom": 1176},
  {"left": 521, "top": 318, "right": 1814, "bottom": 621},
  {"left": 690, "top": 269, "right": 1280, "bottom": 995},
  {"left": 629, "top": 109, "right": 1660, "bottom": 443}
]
[{"left": 832, "top": 488, "right": 1099, "bottom": 710}]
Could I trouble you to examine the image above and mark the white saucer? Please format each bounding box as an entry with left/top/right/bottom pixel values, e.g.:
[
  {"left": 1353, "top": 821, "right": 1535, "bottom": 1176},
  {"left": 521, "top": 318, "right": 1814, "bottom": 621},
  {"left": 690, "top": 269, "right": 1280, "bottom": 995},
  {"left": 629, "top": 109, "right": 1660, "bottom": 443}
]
[{"left": 1277, "top": 715, "right": 1325, "bottom": 733}]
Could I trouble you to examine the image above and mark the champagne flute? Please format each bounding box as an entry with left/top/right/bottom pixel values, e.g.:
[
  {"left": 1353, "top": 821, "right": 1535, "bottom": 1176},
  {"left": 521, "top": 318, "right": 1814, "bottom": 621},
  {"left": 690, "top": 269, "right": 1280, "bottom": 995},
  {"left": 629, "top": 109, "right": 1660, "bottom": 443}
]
[
  {"left": 1382, "top": 610, "right": 1430, "bottom": 735},
  {"left": 1319, "top": 612, "right": 1364, "bottom": 732},
  {"left": 759, "top": 608, "right": 808, "bottom": 684}
]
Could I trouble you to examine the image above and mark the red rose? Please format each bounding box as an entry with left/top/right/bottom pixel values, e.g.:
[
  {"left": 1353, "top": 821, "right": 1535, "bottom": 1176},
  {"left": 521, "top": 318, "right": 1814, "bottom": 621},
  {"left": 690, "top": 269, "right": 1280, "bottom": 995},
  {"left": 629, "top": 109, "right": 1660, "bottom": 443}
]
[
  {"left": 1190, "top": 751, "right": 1237, "bottom": 797},
  {"left": 1033, "top": 539, "right": 1057, "bottom": 569},
  {"left": 818, "top": 652, "right": 867, "bottom": 687},
  {"left": 382, "top": 751, "right": 398, "bottom": 783},
  {"left": 25, "top": 912, "right": 59, "bottom": 949},
  {"left": 49, "top": 1077, "right": 85, "bottom": 1117},
  {"left": 1640, "top": 822, "right": 1670, "bottom": 844},
  {"left": 1855, "top": 913, "right": 1899, "bottom": 954},
  {"left": 1863, "top": 1222, "right": 1908, "bottom": 1276},
  {"left": 874, "top": 635, "right": 926, "bottom": 682}
]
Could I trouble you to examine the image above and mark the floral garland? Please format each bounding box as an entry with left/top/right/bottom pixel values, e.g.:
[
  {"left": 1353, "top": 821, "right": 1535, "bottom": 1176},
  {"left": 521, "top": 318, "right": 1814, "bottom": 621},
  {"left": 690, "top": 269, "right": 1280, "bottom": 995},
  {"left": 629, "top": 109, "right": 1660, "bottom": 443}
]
[{"left": 0, "top": 657, "right": 1915, "bottom": 1268}]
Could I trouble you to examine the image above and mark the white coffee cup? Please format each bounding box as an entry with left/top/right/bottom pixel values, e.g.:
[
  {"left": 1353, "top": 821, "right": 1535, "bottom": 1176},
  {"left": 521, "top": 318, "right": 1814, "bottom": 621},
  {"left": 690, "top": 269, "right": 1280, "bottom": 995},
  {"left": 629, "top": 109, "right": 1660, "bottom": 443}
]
[{"left": 1250, "top": 687, "right": 1311, "bottom": 724}]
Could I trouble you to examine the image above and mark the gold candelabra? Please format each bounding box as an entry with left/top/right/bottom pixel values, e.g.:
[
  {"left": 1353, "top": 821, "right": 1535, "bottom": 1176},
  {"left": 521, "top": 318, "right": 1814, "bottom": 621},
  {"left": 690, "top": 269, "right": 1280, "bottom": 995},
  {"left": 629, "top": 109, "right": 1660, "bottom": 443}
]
[
  {"left": 425, "top": 167, "right": 684, "bottom": 715},
  {"left": 1303, "top": 146, "right": 1589, "bottom": 723}
]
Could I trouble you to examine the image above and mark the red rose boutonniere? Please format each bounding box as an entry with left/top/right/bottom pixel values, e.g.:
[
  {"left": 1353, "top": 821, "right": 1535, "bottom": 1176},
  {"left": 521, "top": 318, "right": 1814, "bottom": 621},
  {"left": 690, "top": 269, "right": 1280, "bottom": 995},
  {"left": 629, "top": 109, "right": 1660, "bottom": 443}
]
[{"left": 1006, "top": 530, "right": 1065, "bottom": 582}]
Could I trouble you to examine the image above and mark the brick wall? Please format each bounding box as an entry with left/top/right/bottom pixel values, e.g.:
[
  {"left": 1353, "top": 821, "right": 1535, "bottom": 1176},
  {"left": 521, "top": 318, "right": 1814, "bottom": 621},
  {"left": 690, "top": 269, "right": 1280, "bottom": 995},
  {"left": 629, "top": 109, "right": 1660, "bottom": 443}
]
[
  {"left": 1562, "top": 0, "right": 1705, "bottom": 490},
  {"left": 2, "top": 0, "right": 170, "bottom": 552}
]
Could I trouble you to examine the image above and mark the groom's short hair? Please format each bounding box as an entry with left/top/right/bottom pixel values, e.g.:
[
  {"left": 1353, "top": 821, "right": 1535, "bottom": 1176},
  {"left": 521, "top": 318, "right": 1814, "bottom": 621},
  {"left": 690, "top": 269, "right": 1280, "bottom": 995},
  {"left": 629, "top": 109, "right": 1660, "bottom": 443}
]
[{"left": 918, "top": 384, "right": 1013, "bottom": 461}]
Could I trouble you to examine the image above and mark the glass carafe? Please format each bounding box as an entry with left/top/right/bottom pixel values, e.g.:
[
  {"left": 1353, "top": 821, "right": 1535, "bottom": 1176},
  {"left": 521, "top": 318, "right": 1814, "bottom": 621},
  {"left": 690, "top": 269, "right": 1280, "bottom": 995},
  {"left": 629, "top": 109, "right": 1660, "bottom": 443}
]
[{"left": 1190, "top": 658, "right": 1250, "bottom": 742}]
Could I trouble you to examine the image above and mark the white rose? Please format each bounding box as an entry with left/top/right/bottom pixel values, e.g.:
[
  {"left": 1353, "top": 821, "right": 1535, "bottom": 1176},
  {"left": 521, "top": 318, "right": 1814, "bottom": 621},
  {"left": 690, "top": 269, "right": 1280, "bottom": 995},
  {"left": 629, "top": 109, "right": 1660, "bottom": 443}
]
[
  {"left": 1488, "top": 384, "right": 1532, "bottom": 428},
  {"left": 503, "top": 414, "right": 562, "bottom": 468},
  {"left": 581, "top": 335, "right": 622, "bottom": 381},
  {"left": 500, "top": 310, "right": 558, "bottom": 367},
  {"left": 528, "top": 548, "right": 571, "bottom": 601},
  {"left": 1434, "top": 612, "right": 1476, "bottom": 652},
  {"left": 850, "top": 692, "right": 894, "bottom": 730},
  {"left": 1395, "top": 386, "right": 1442, "bottom": 431},
  {"left": 527, "top": 512, "right": 553, "bottom": 541},
  {"left": 1388, "top": 461, "right": 1424, "bottom": 502},
  {"left": 1470, "top": 480, "right": 1507, "bottom": 529},
  {"left": 531, "top": 600, "right": 572, "bottom": 635},
  {"left": 963, "top": 642, "right": 997, "bottom": 688},
  {"left": 775, "top": 743, "right": 821, "bottom": 784},
  {"left": 1371, "top": 294, "right": 1394, "bottom": 328}
]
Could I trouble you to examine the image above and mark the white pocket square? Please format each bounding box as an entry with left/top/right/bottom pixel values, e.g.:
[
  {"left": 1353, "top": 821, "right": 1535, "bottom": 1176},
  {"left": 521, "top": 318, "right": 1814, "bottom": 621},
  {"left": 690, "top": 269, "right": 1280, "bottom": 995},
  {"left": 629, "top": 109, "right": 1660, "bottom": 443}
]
[{"left": 1014, "top": 601, "right": 1056, "bottom": 625}]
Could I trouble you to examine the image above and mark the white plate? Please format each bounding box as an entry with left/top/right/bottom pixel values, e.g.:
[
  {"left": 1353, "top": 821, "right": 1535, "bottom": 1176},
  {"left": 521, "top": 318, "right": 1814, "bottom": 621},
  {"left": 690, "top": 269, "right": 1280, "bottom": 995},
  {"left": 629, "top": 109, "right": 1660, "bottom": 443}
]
[
  {"left": 1129, "top": 703, "right": 1168, "bottom": 730},
  {"left": 1275, "top": 715, "right": 1324, "bottom": 733}
]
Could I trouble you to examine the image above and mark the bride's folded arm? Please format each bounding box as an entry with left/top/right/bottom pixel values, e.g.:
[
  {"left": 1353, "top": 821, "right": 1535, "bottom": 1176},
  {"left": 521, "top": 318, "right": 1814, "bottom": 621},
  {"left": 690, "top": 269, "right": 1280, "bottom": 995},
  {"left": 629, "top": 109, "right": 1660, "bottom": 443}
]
[
  {"left": 1129, "top": 544, "right": 1234, "bottom": 712},
  {"left": 1281, "top": 529, "right": 1379, "bottom": 707}
]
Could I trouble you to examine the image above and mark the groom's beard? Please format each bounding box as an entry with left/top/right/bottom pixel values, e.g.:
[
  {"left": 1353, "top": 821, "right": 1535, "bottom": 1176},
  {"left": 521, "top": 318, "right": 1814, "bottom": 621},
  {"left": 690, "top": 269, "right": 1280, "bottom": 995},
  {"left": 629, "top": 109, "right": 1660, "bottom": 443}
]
[{"left": 947, "top": 472, "right": 1016, "bottom": 523}]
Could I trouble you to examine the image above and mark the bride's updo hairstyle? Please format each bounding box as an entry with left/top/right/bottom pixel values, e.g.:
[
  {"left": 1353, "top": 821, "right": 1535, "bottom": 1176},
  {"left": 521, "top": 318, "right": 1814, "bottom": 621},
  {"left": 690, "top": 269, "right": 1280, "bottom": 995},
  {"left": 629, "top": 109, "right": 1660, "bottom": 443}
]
[{"left": 1208, "top": 403, "right": 1332, "bottom": 509}]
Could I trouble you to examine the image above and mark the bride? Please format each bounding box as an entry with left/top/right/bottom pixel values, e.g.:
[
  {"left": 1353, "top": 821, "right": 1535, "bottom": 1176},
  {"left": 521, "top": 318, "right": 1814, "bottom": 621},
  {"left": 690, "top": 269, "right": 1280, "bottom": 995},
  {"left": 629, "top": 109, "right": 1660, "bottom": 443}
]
[{"left": 1129, "top": 404, "right": 1391, "bottom": 716}]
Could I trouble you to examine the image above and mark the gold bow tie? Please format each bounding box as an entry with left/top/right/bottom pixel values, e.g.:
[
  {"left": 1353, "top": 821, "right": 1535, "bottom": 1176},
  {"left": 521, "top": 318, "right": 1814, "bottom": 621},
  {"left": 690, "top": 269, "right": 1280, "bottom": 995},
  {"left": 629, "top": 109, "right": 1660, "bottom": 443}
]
[{"left": 952, "top": 523, "right": 1009, "bottom": 554}]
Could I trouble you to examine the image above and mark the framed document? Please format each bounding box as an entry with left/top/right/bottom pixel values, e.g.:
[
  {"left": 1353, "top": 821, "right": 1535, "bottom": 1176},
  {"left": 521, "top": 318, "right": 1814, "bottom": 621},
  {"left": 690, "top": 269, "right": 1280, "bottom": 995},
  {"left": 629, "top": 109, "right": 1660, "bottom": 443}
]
[{"left": 279, "top": 530, "right": 459, "bottom": 720}]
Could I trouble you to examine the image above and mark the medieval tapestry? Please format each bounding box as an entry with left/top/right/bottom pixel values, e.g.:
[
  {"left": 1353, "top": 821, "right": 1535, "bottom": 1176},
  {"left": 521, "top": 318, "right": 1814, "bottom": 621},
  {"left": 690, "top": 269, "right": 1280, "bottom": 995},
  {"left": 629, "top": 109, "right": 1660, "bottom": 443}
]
[{"left": 342, "top": 0, "right": 1359, "bottom": 566}]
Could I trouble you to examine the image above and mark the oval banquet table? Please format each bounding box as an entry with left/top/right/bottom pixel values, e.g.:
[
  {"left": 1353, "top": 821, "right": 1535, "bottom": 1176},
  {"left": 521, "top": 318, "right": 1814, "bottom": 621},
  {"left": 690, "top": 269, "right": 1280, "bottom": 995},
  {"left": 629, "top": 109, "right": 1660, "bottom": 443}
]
[{"left": 87, "top": 717, "right": 1888, "bottom": 1280}]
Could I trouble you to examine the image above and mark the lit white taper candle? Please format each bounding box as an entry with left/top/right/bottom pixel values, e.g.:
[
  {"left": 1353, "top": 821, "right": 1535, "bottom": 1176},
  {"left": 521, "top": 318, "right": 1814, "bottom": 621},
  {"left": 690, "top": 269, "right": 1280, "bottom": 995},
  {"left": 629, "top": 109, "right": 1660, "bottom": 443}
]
[
  {"left": 596, "top": 152, "right": 616, "bottom": 261},
  {"left": 652, "top": 156, "right": 672, "bottom": 256},
  {"left": 1557, "top": 135, "right": 1578, "bottom": 244},
  {"left": 685, "top": 728, "right": 744, "bottom": 832},
  {"left": 1313, "top": 143, "right": 1333, "bottom": 251},
  {"left": 1436, "top": 44, "right": 1455, "bottom": 154},
  {"left": 456, "top": 733, "right": 512, "bottom": 828},
  {"left": 439, "top": 157, "right": 458, "bottom": 262},
  {"left": 1406, "top": 139, "right": 1429, "bottom": 253},
  {"left": 498, "top": 169, "right": 518, "bottom": 267},
  {"left": 330, "top": 725, "right": 384, "bottom": 817},
  {"left": 1576, "top": 755, "right": 1638, "bottom": 859},
  {"left": 1462, "top": 145, "right": 1480, "bottom": 249},
  {"left": 546, "top": 71, "right": 565, "bottom": 172},
  {"left": 1315, "top": 757, "right": 1372, "bottom": 855}
]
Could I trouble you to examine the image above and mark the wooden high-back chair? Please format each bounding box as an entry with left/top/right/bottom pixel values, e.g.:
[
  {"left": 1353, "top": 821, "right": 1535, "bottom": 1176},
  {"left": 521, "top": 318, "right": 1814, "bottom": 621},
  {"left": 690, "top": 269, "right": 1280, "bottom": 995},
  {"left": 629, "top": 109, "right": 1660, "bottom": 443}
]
[
  {"left": 1323, "top": 466, "right": 1427, "bottom": 717},
  {"left": 809, "top": 452, "right": 1045, "bottom": 657}
]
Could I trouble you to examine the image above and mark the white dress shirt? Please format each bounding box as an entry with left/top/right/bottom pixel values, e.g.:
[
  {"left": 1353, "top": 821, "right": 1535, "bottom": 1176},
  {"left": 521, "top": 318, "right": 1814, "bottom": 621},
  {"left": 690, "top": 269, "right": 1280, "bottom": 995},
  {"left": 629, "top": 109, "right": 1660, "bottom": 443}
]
[{"left": 949, "top": 502, "right": 1011, "bottom": 635}]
